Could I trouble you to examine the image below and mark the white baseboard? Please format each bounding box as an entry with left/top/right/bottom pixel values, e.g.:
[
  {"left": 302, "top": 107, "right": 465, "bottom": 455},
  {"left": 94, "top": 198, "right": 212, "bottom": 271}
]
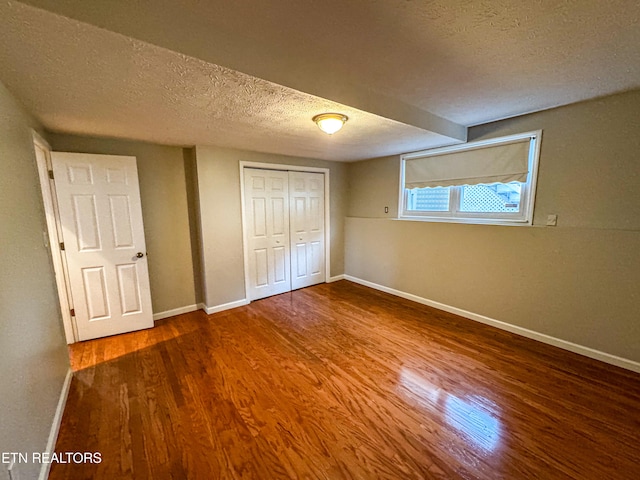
[
  {"left": 203, "top": 298, "right": 250, "bottom": 315},
  {"left": 344, "top": 275, "right": 640, "bottom": 374},
  {"left": 39, "top": 368, "right": 73, "bottom": 480},
  {"left": 153, "top": 304, "right": 199, "bottom": 321},
  {"left": 327, "top": 274, "right": 346, "bottom": 283}
]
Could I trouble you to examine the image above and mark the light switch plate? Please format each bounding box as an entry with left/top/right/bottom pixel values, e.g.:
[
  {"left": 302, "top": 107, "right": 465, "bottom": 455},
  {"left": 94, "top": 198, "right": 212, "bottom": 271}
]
[{"left": 546, "top": 214, "right": 558, "bottom": 226}]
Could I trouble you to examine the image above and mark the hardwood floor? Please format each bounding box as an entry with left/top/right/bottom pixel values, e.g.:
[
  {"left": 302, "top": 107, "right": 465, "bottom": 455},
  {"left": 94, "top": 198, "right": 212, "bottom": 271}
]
[{"left": 50, "top": 280, "right": 640, "bottom": 479}]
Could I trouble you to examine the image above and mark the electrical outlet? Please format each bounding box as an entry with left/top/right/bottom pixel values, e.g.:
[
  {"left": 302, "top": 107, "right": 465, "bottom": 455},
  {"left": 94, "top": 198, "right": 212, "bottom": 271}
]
[
  {"left": 384, "top": 206, "right": 389, "bottom": 213},
  {"left": 546, "top": 214, "right": 558, "bottom": 226}
]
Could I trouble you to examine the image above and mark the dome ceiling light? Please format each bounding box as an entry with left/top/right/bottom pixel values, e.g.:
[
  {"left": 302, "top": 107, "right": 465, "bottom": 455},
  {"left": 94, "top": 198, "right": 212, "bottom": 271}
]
[{"left": 312, "top": 113, "right": 348, "bottom": 135}]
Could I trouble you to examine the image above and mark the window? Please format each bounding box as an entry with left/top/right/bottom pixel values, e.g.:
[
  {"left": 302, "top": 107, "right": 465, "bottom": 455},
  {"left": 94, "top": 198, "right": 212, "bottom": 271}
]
[{"left": 399, "top": 131, "right": 541, "bottom": 225}]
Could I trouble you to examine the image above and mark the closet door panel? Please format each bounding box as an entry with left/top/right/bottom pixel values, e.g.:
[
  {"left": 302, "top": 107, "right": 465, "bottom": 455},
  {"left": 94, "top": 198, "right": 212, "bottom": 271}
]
[
  {"left": 289, "top": 171, "right": 325, "bottom": 290},
  {"left": 244, "top": 169, "right": 291, "bottom": 300}
]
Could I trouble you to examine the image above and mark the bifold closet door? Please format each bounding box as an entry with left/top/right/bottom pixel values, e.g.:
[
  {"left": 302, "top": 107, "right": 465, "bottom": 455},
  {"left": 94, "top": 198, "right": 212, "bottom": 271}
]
[
  {"left": 289, "top": 171, "right": 325, "bottom": 290},
  {"left": 244, "top": 168, "right": 326, "bottom": 301},
  {"left": 244, "top": 169, "right": 292, "bottom": 300}
]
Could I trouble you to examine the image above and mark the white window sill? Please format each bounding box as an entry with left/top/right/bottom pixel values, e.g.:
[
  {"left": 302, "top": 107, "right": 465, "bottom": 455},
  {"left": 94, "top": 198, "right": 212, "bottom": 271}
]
[{"left": 396, "top": 215, "right": 533, "bottom": 227}]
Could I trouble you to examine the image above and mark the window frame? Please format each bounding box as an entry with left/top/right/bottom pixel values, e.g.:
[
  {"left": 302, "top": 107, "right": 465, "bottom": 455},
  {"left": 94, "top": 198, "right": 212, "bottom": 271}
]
[{"left": 398, "top": 130, "right": 542, "bottom": 226}]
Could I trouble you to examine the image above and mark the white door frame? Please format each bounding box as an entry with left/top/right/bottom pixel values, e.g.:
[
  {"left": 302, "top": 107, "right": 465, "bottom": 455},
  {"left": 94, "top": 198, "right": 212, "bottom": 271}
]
[
  {"left": 239, "top": 161, "right": 331, "bottom": 302},
  {"left": 32, "top": 130, "right": 76, "bottom": 343}
]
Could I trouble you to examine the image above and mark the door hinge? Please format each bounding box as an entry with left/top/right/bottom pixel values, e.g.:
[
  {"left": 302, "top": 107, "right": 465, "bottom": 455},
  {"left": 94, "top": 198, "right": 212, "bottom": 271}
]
[
  {"left": 48, "top": 170, "right": 54, "bottom": 180},
  {"left": 70, "top": 308, "right": 75, "bottom": 317},
  {"left": 59, "top": 242, "right": 65, "bottom": 251}
]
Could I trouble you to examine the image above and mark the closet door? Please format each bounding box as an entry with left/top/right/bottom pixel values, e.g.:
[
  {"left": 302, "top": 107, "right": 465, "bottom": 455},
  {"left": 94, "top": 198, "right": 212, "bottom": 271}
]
[
  {"left": 289, "top": 171, "right": 326, "bottom": 290},
  {"left": 244, "top": 169, "right": 291, "bottom": 300}
]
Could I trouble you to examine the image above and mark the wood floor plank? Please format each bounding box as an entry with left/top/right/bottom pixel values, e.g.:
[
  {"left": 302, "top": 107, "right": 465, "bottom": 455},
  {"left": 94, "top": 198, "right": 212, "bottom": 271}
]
[{"left": 50, "top": 280, "right": 640, "bottom": 479}]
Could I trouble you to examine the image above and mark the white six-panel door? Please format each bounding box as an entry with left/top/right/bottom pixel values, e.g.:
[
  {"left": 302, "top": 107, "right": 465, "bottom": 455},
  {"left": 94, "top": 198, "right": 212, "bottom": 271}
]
[
  {"left": 289, "top": 172, "right": 325, "bottom": 290},
  {"left": 244, "top": 169, "right": 292, "bottom": 300},
  {"left": 244, "top": 168, "right": 326, "bottom": 301},
  {"left": 51, "top": 152, "right": 153, "bottom": 341}
]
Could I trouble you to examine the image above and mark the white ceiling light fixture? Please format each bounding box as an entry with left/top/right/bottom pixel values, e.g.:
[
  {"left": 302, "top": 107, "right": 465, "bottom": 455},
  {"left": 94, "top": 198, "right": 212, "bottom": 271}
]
[{"left": 313, "top": 113, "right": 348, "bottom": 135}]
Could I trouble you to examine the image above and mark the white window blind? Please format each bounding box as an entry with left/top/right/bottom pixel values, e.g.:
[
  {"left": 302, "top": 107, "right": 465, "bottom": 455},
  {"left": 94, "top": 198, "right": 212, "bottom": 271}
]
[{"left": 404, "top": 139, "right": 531, "bottom": 189}]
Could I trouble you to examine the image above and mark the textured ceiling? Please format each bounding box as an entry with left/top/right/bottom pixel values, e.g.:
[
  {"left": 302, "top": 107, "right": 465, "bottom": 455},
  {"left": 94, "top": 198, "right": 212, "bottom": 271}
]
[
  {"left": 2, "top": 0, "right": 640, "bottom": 161},
  {"left": 0, "top": 1, "right": 460, "bottom": 161},
  {"left": 0, "top": 1, "right": 459, "bottom": 160}
]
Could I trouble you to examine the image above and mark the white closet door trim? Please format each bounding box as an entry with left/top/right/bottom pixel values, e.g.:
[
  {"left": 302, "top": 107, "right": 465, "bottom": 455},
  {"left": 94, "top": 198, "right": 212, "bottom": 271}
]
[{"left": 239, "top": 161, "right": 331, "bottom": 302}]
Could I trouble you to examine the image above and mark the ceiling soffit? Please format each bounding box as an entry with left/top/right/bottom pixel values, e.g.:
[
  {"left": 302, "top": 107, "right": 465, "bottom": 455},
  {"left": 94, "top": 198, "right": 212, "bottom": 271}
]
[
  {"left": 13, "top": 0, "right": 467, "bottom": 143},
  {"left": 0, "top": 1, "right": 464, "bottom": 161}
]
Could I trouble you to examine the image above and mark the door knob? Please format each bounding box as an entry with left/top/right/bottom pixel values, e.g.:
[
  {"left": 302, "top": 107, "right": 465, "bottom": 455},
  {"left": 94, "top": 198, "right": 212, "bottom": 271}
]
[{"left": 136, "top": 252, "right": 144, "bottom": 258}]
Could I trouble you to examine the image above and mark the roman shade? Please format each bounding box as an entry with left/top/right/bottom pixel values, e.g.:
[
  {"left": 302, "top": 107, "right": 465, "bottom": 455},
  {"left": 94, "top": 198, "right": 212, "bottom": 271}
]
[{"left": 404, "top": 139, "right": 531, "bottom": 189}]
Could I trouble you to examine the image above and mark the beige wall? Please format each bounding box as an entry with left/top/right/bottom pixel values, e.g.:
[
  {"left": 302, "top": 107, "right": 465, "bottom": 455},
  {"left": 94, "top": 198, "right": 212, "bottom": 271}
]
[
  {"left": 183, "top": 147, "right": 204, "bottom": 305},
  {"left": 348, "top": 154, "right": 400, "bottom": 218},
  {"left": 346, "top": 90, "right": 640, "bottom": 363},
  {"left": 48, "top": 134, "right": 197, "bottom": 314},
  {"left": 195, "top": 146, "right": 347, "bottom": 308},
  {"left": 0, "top": 82, "right": 69, "bottom": 479}
]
